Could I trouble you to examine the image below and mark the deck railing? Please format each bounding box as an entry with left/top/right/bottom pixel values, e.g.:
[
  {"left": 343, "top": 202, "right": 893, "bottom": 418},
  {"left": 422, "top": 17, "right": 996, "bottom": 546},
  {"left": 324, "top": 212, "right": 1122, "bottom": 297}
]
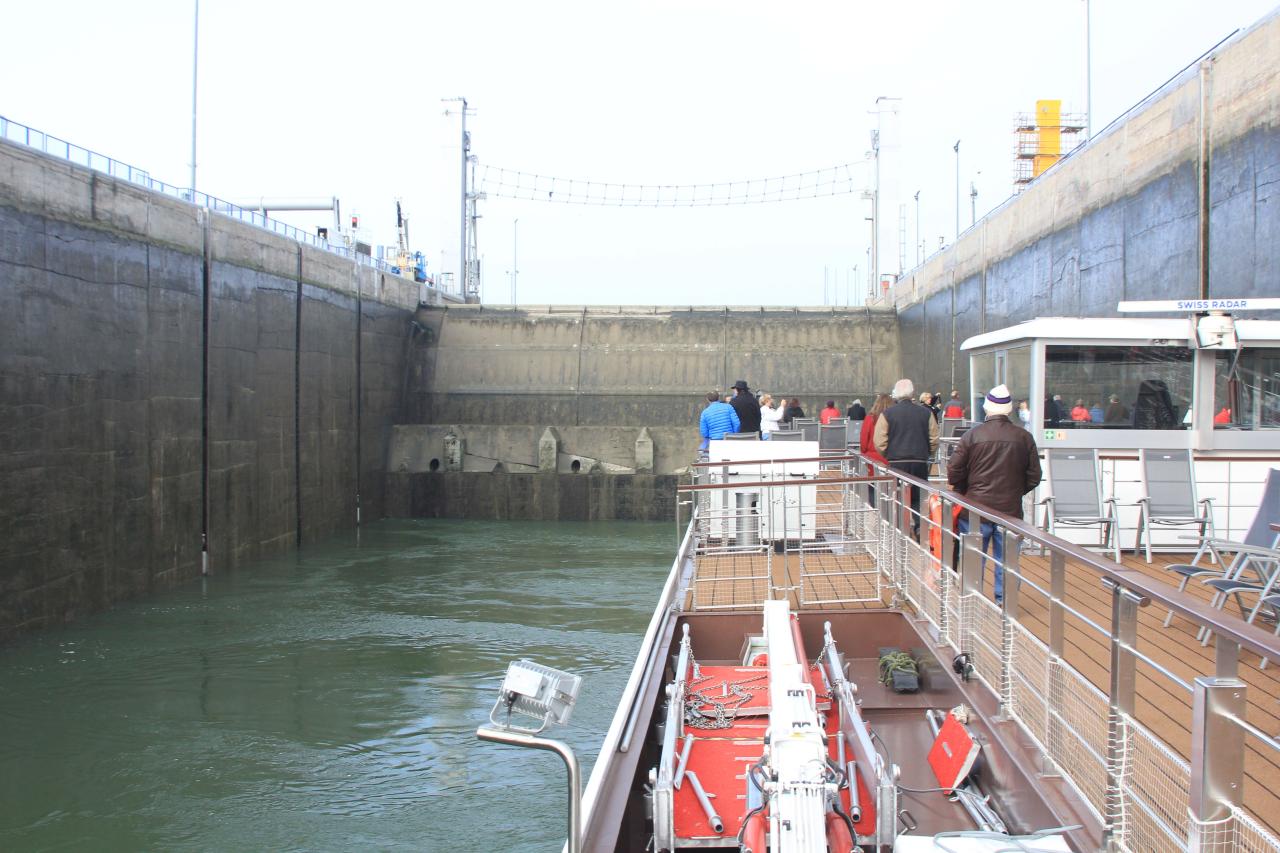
[{"left": 679, "top": 450, "right": 1280, "bottom": 851}]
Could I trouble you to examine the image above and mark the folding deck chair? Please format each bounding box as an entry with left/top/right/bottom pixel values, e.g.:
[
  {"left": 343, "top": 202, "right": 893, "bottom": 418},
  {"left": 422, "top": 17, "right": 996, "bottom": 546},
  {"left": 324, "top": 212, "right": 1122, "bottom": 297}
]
[
  {"left": 770, "top": 430, "right": 803, "bottom": 442},
  {"left": 1135, "top": 449, "right": 1215, "bottom": 563},
  {"left": 1038, "top": 449, "right": 1120, "bottom": 562},
  {"left": 1161, "top": 469, "right": 1280, "bottom": 629},
  {"left": 1163, "top": 470, "right": 1280, "bottom": 625}
]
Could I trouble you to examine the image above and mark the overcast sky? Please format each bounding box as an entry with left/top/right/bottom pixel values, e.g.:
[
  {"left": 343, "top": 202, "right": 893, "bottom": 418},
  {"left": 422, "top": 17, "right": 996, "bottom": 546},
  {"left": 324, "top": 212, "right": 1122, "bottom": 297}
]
[{"left": 3, "top": 1, "right": 1276, "bottom": 306}]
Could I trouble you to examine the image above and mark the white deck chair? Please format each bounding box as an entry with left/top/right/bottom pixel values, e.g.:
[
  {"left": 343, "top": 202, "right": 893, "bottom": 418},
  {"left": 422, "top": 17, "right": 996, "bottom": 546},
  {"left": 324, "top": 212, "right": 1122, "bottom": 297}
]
[
  {"left": 1163, "top": 469, "right": 1280, "bottom": 626},
  {"left": 1135, "top": 449, "right": 1215, "bottom": 563},
  {"left": 1039, "top": 449, "right": 1120, "bottom": 562}
]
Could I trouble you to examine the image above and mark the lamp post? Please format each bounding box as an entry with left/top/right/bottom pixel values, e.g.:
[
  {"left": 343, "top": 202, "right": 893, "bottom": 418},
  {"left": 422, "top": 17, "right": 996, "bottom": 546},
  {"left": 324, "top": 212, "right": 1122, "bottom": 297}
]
[
  {"left": 1085, "top": 0, "right": 1093, "bottom": 138},
  {"left": 953, "top": 140, "right": 961, "bottom": 242},
  {"left": 913, "top": 190, "right": 921, "bottom": 265},
  {"left": 189, "top": 0, "right": 199, "bottom": 194},
  {"left": 512, "top": 218, "right": 519, "bottom": 305}
]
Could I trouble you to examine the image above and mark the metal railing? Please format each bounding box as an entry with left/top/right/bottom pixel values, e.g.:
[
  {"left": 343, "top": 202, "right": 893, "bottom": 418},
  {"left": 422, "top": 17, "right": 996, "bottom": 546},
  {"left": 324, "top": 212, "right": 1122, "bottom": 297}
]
[
  {"left": 673, "top": 448, "right": 1280, "bottom": 850},
  {"left": 854, "top": 454, "right": 1280, "bottom": 853},
  {"left": 0, "top": 114, "right": 459, "bottom": 299}
]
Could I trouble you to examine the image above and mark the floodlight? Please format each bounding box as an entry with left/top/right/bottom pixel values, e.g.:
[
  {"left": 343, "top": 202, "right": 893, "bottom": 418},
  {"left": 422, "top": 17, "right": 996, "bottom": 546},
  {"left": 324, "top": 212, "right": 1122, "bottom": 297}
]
[{"left": 489, "top": 659, "right": 583, "bottom": 735}]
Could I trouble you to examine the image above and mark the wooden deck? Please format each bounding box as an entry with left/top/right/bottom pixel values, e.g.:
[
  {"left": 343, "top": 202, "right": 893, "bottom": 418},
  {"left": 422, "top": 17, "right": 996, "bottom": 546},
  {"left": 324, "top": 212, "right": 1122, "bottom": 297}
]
[{"left": 683, "top": 540, "right": 1280, "bottom": 836}]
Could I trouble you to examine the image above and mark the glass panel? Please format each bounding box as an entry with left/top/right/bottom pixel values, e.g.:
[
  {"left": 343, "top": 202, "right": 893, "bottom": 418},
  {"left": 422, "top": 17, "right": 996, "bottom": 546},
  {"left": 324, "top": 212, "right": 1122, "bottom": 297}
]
[
  {"left": 1044, "top": 345, "right": 1192, "bottom": 430},
  {"left": 970, "top": 352, "right": 994, "bottom": 420},
  {"left": 1006, "top": 345, "right": 1033, "bottom": 430},
  {"left": 1214, "top": 348, "right": 1280, "bottom": 429}
]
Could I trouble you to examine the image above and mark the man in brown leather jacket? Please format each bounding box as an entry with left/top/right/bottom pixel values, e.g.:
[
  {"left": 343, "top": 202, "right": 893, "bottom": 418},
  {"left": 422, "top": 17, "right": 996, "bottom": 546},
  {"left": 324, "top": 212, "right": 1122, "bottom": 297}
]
[{"left": 947, "top": 384, "right": 1042, "bottom": 602}]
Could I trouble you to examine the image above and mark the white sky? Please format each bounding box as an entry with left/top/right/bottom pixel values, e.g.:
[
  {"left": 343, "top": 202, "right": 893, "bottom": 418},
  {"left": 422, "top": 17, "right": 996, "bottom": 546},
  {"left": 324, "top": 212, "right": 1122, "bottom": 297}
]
[{"left": 3, "top": 0, "right": 1276, "bottom": 306}]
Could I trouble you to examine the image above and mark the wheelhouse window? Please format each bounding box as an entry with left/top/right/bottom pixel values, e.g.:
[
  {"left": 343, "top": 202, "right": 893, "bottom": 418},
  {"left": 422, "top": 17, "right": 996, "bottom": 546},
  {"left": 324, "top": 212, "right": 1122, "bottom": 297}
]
[
  {"left": 1215, "top": 348, "right": 1280, "bottom": 429},
  {"left": 1044, "top": 345, "right": 1192, "bottom": 430}
]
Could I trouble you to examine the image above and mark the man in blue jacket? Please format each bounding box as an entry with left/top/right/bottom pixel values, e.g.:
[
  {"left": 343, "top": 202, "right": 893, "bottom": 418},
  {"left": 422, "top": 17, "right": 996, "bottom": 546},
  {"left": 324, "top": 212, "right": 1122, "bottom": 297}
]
[{"left": 699, "top": 391, "right": 740, "bottom": 451}]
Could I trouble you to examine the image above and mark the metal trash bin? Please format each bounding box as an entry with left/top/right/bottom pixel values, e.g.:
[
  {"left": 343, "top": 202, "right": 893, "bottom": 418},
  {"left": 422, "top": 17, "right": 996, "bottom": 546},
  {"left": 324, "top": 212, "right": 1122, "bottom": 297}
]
[{"left": 735, "top": 492, "right": 760, "bottom": 546}]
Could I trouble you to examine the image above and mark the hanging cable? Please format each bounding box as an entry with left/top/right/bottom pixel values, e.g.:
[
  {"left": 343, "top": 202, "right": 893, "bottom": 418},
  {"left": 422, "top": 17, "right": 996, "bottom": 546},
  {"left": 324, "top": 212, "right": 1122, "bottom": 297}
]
[{"left": 478, "top": 159, "right": 870, "bottom": 207}]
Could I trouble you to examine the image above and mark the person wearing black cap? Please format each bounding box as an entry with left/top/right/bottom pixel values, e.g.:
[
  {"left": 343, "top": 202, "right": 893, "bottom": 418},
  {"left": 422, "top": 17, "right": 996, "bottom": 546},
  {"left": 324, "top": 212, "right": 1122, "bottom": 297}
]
[{"left": 729, "top": 379, "right": 761, "bottom": 435}]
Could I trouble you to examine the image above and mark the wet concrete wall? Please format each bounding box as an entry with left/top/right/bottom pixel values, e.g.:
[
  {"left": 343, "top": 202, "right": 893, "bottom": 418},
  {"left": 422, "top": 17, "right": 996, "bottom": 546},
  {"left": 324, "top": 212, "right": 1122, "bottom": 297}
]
[
  {"left": 884, "top": 9, "right": 1280, "bottom": 404},
  {"left": 0, "top": 138, "right": 419, "bottom": 641},
  {"left": 394, "top": 304, "right": 900, "bottom": 477},
  {"left": 386, "top": 472, "right": 679, "bottom": 521},
  {"left": 409, "top": 305, "right": 899, "bottom": 428}
]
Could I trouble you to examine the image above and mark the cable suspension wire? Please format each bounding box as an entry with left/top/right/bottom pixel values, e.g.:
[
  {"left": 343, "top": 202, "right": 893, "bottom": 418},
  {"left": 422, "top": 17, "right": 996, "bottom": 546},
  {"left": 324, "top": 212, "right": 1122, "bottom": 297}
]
[{"left": 478, "top": 160, "right": 869, "bottom": 207}]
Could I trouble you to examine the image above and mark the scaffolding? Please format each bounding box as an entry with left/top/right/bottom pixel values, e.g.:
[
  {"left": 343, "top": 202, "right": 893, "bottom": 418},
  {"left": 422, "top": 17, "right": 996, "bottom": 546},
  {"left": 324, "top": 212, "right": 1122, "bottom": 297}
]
[{"left": 1013, "top": 100, "right": 1086, "bottom": 191}]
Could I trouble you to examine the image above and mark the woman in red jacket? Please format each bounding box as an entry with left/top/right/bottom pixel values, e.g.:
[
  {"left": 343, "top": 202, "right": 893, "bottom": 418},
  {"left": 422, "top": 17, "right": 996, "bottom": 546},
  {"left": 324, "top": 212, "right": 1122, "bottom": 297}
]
[{"left": 859, "top": 394, "right": 891, "bottom": 466}]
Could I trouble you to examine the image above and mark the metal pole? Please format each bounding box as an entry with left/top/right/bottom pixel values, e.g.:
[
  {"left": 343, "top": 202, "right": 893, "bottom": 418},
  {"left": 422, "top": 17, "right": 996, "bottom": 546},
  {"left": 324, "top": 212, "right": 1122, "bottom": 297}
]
[
  {"left": 189, "top": 0, "right": 199, "bottom": 194},
  {"left": 513, "top": 217, "right": 519, "bottom": 305},
  {"left": 914, "top": 190, "right": 920, "bottom": 265},
  {"left": 871, "top": 130, "right": 880, "bottom": 299},
  {"left": 1104, "top": 580, "right": 1145, "bottom": 850},
  {"left": 1086, "top": 0, "right": 1093, "bottom": 139},
  {"left": 970, "top": 181, "right": 977, "bottom": 227},
  {"left": 477, "top": 727, "right": 581, "bottom": 853},
  {"left": 953, "top": 140, "right": 960, "bottom": 242},
  {"left": 1188, "top": 677, "right": 1246, "bottom": 851},
  {"left": 460, "top": 98, "right": 468, "bottom": 297}
]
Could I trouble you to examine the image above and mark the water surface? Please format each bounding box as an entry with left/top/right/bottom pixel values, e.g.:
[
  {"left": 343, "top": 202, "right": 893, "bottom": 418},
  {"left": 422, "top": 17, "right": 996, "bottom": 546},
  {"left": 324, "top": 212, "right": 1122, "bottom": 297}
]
[{"left": 0, "top": 519, "right": 672, "bottom": 852}]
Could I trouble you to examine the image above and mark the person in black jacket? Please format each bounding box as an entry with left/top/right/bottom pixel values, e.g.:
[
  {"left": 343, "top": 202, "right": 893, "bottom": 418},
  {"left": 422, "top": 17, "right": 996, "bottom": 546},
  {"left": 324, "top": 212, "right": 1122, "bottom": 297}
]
[
  {"left": 846, "top": 399, "right": 866, "bottom": 421},
  {"left": 729, "top": 379, "right": 761, "bottom": 435},
  {"left": 873, "top": 379, "right": 939, "bottom": 539},
  {"left": 782, "top": 398, "right": 805, "bottom": 425},
  {"left": 947, "top": 383, "right": 1042, "bottom": 602}
]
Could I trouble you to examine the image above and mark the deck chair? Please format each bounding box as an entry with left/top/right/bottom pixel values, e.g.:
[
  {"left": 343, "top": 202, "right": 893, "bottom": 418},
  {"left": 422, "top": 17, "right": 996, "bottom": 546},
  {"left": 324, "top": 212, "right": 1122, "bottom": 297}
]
[
  {"left": 819, "top": 424, "right": 845, "bottom": 455},
  {"left": 1038, "top": 449, "right": 1120, "bottom": 562},
  {"left": 1136, "top": 449, "right": 1215, "bottom": 563},
  {"left": 1164, "top": 469, "right": 1280, "bottom": 626},
  {"left": 941, "top": 417, "right": 965, "bottom": 438},
  {"left": 724, "top": 431, "right": 759, "bottom": 440},
  {"left": 1199, "top": 547, "right": 1280, "bottom": 645},
  {"left": 770, "top": 430, "right": 803, "bottom": 441},
  {"left": 1257, "top": 593, "right": 1280, "bottom": 670},
  {"left": 799, "top": 421, "right": 820, "bottom": 443},
  {"left": 845, "top": 419, "right": 863, "bottom": 448}
]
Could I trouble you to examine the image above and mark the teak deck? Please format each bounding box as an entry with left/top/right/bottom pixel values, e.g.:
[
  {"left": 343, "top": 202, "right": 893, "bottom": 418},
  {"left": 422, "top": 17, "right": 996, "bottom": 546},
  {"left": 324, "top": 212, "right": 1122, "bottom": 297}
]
[{"left": 684, "top": 540, "right": 1280, "bottom": 833}]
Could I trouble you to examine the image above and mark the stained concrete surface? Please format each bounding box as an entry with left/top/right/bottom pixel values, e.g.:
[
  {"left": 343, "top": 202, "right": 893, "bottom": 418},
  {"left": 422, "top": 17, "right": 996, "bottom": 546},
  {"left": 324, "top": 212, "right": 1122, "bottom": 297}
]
[{"left": 0, "top": 138, "right": 417, "bottom": 641}]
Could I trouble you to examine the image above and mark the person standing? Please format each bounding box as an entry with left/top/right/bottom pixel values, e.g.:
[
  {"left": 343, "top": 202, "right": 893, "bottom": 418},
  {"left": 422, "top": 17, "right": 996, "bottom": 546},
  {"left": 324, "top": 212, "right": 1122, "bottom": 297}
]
[
  {"left": 846, "top": 398, "right": 866, "bottom": 421},
  {"left": 1104, "top": 395, "right": 1129, "bottom": 425},
  {"left": 859, "top": 394, "right": 891, "bottom": 467},
  {"left": 942, "top": 392, "right": 965, "bottom": 419},
  {"left": 946, "top": 384, "right": 1042, "bottom": 603},
  {"left": 698, "top": 390, "right": 740, "bottom": 451},
  {"left": 729, "top": 380, "right": 761, "bottom": 435},
  {"left": 819, "top": 400, "right": 841, "bottom": 424},
  {"left": 759, "top": 394, "right": 783, "bottom": 438},
  {"left": 874, "top": 379, "right": 939, "bottom": 539},
  {"left": 782, "top": 397, "right": 805, "bottom": 425}
]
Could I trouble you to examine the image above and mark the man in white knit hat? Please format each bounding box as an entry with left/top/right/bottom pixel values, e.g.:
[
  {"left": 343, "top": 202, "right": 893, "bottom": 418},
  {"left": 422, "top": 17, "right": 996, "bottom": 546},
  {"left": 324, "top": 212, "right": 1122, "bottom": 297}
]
[{"left": 946, "top": 383, "right": 1042, "bottom": 603}]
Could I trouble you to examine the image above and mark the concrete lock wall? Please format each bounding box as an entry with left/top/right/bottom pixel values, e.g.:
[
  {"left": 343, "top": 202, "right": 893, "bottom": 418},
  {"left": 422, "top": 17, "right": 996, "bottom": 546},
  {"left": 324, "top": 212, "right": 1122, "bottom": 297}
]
[
  {"left": 0, "top": 138, "right": 419, "bottom": 641},
  {"left": 395, "top": 304, "right": 901, "bottom": 475},
  {"left": 880, "top": 9, "right": 1280, "bottom": 405}
]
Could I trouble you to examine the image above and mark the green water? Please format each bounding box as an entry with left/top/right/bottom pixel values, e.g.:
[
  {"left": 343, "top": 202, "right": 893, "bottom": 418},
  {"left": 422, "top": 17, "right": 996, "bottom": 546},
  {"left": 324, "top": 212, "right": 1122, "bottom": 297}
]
[{"left": 0, "top": 519, "right": 672, "bottom": 852}]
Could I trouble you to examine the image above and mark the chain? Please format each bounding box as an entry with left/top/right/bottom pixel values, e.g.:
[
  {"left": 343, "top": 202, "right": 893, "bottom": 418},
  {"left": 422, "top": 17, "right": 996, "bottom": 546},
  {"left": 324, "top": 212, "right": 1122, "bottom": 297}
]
[{"left": 683, "top": 668, "right": 769, "bottom": 730}]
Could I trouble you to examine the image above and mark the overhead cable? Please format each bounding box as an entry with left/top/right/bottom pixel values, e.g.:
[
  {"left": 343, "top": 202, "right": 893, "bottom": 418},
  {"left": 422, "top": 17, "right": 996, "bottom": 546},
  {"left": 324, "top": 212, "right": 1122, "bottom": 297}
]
[{"left": 478, "top": 160, "right": 869, "bottom": 207}]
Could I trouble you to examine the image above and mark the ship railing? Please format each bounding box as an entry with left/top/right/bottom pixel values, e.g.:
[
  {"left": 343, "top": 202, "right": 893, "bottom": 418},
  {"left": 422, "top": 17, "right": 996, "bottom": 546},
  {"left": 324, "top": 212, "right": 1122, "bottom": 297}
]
[
  {"left": 854, "top": 453, "right": 1280, "bottom": 853},
  {"left": 682, "top": 457, "right": 889, "bottom": 609},
  {"left": 0, "top": 114, "right": 460, "bottom": 300}
]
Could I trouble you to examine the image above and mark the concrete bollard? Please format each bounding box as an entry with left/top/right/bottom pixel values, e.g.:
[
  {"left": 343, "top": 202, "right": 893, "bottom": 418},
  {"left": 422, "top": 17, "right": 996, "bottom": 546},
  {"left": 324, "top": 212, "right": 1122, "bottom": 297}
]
[
  {"left": 539, "top": 427, "right": 560, "bottom": 472},
  {"left": 443, "top": 430, "right": 465, "bottom": 471},
  {"left": 635, "top": 427, "right": 654, "bottom": 473}
]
